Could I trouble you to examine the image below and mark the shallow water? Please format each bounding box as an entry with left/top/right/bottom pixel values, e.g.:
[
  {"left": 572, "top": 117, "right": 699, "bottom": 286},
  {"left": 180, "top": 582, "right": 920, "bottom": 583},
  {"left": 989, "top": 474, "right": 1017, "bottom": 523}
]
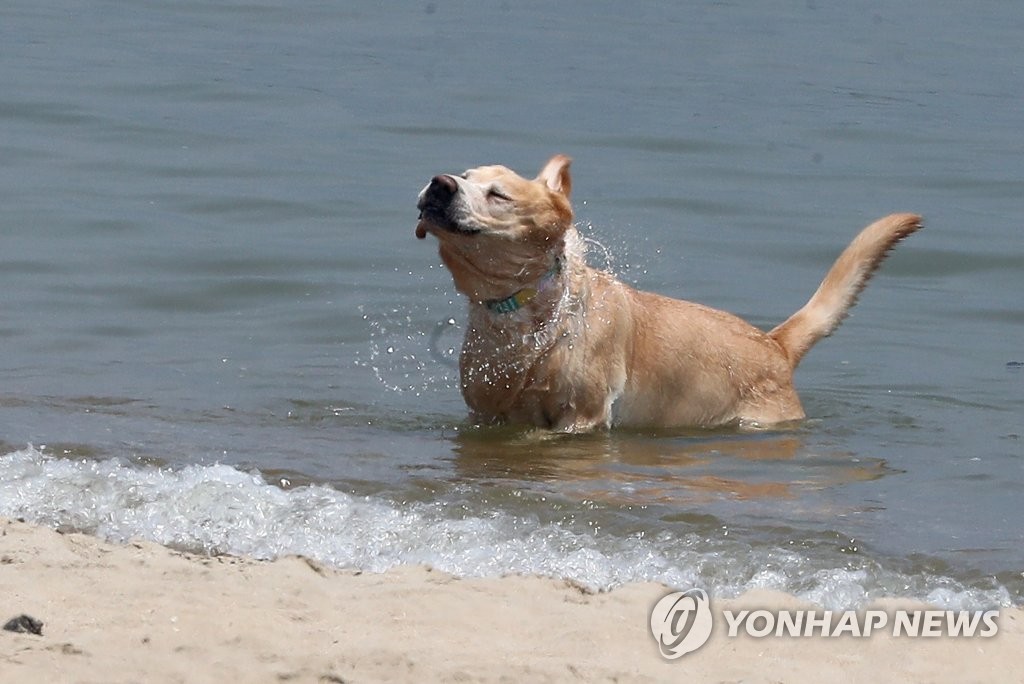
[{"left": 2, "top": 2, "right": 1022, "bottom": 609}]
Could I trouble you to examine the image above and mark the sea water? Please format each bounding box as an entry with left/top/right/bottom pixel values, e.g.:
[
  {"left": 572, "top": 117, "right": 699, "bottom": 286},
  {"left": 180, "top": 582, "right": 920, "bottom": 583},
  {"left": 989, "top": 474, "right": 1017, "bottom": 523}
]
[{"left": 2, "top": 1, "right": 1022, "bottom": 609}]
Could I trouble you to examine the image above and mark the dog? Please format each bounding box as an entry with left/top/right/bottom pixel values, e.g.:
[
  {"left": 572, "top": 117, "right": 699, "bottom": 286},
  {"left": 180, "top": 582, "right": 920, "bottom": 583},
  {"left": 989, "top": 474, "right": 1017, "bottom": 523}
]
[{"left": 415, "top": 154, "right": 921, "bottom": 431}]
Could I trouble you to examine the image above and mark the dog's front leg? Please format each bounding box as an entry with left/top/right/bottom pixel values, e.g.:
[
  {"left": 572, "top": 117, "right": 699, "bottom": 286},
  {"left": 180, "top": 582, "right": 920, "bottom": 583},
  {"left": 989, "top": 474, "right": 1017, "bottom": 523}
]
[{"left": 544, "top": 374, "right": 624, "bottom": 434}]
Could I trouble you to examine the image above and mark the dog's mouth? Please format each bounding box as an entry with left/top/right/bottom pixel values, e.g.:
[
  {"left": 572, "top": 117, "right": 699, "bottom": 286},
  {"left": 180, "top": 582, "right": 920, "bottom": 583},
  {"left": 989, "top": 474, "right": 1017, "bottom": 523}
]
[
  {"left": 415, "top": 174, "right": 482, "bottom": 240},
  {"left": 415, "top": 212, "right": 482, "bottom": 239},
  {"left": 415, "top": 207, "right": 481, "bottom": 240}
]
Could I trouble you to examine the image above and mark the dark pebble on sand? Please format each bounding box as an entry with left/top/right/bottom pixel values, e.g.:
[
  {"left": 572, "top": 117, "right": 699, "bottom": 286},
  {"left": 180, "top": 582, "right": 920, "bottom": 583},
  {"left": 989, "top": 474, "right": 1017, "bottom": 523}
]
[{"left": 3, "top": 614, "right": 44, "bottom": 636}]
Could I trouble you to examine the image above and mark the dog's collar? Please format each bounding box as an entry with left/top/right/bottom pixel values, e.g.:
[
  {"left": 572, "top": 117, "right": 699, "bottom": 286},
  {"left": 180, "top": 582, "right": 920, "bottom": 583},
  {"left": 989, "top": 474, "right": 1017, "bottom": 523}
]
[{"left": 484, "top": 257, "right": 563, "bottom": 315}]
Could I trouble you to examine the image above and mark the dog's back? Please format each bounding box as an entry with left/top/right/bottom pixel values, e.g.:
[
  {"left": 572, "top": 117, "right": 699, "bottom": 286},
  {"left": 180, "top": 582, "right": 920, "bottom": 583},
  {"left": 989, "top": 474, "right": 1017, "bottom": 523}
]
[{"left": 613, "top": 213, "right": 922, "bottom": 428}]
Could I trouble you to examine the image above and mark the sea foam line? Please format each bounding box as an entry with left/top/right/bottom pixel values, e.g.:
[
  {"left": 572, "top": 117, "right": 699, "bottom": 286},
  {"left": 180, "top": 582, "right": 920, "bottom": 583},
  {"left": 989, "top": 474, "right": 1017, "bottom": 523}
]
[{"left": 0, "top": 446, "right": 1011, "bottom": 610}]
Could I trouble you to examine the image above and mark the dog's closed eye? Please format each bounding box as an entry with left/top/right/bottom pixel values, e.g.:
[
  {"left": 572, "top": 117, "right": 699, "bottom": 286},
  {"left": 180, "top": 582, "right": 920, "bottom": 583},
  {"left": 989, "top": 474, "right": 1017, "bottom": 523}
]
[{"left": 487, "top": 187, "right": 512, "bottom": 202}]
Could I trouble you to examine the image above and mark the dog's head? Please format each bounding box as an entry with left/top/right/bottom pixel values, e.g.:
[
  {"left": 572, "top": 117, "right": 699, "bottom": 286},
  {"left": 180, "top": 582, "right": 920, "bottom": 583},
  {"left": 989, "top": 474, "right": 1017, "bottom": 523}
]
[{"left": 416, "top": 155, "right": 573, "bottom": 303}]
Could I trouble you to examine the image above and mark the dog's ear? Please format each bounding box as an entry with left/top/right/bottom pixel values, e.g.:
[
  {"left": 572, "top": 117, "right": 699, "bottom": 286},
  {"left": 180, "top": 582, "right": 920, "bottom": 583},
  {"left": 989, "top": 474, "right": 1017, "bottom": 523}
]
[{"left": 536, "top": 154, "right": 572, "bottom": 199}]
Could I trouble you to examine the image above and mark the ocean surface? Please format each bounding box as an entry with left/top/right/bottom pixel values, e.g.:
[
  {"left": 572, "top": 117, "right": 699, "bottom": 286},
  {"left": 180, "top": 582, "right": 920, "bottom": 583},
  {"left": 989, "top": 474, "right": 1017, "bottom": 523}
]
[{"left": 2, "top": 2, "right": 1022, "bottom": 609}]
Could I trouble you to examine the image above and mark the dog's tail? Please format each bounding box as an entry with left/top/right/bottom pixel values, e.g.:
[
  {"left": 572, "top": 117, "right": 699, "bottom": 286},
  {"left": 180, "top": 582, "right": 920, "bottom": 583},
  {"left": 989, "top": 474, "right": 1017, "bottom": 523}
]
[{"left": 769, "top": 213, "right": 922, "bottom": 368}]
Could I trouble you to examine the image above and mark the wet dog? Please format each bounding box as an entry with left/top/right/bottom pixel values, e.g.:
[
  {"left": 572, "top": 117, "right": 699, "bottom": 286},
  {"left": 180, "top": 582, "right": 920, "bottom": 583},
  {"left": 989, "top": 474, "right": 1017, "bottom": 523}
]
[{"left": 416, "top": 155, "right": 921, "bottom": 431}]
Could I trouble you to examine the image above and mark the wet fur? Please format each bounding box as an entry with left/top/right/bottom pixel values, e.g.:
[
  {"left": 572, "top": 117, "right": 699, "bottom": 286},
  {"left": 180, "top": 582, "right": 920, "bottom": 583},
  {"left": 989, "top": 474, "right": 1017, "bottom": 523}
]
[{"left": 416, "top": 155, "right": 921, "bottom": 431}]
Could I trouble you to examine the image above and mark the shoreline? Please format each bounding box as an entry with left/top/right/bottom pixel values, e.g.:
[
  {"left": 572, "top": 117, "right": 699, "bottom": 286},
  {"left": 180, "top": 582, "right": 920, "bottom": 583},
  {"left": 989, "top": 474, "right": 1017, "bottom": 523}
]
[{"left": 1, "top": 517, "right": 1020, "bottom": 683}]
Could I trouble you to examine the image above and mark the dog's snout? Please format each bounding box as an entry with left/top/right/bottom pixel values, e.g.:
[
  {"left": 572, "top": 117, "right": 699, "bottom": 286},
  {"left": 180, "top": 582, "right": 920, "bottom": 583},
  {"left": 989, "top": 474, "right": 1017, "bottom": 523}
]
[
  {"left": 426, "top": 174, "right": 458, "bottom": 203},
  {"left": 416, "top": 173, "right": 462, "bottom": 237}
]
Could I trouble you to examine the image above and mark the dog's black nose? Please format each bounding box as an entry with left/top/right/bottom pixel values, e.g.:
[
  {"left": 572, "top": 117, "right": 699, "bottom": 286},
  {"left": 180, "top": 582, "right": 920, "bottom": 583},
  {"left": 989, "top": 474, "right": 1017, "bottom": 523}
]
[{"left": 425, "top": 174, "right": 458, "bottom": 203}]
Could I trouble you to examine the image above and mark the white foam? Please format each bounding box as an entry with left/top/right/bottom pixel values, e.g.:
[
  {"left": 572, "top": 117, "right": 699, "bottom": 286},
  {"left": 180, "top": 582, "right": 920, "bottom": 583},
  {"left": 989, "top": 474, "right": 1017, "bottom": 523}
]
[{"left": 0, "top": 446, "right": 1012, "bottom": 610}]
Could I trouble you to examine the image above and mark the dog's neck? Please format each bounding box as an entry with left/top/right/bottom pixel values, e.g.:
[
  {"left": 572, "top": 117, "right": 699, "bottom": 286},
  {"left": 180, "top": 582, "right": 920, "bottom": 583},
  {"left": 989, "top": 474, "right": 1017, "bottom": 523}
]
[
  {"left": 464, "top": 230, "right": 585, "bottom": 359},
  {"left": 483, "top": 256, "right": 563, "bottom": 315}
]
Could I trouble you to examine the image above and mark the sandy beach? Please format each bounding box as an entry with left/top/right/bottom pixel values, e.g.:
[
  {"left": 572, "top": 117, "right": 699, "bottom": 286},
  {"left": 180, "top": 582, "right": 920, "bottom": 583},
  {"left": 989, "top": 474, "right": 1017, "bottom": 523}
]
[{"left": 0, "top": 517, "right": 1019, "bottom": 683}]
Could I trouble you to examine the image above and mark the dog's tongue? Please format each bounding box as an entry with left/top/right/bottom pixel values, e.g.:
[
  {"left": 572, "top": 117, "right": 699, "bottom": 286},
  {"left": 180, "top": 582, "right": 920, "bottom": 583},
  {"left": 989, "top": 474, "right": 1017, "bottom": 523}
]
[{"left": 415, "top": 220, "right": 428, "bottom": 239}]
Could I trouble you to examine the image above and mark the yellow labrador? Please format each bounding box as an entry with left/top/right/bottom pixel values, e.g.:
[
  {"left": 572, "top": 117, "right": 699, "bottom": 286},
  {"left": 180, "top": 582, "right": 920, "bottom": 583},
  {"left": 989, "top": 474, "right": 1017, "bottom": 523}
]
[{"left": 415, "top": 155, "right": 921, "bottom": 431}]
